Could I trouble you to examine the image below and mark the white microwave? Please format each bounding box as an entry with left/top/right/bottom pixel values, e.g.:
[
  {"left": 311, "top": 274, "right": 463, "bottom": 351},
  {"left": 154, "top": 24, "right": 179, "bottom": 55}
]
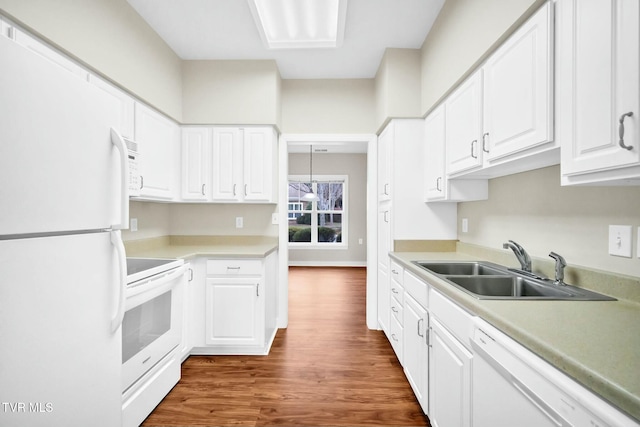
[{"left": 123, "top": 137, "right": 140, "bottom": 197}]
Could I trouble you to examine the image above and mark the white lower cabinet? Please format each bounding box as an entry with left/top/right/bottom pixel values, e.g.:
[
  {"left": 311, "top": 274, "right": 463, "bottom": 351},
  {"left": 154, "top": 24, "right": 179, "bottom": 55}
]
[
  {"left": 191, "top": 252, "right": 278, "bottom": 355},
  {"left": 402, "top": 293, "right": 429, "bottom": 414},
  {"left": 205, "top": 276, "right": 264, "bottom": 347}
]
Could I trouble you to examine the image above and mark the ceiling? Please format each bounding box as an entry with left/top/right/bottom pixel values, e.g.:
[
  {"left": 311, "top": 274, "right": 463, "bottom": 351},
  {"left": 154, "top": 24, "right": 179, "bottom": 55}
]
[{"left": 126, "top": 0, "right": 445, "bottom": 80}]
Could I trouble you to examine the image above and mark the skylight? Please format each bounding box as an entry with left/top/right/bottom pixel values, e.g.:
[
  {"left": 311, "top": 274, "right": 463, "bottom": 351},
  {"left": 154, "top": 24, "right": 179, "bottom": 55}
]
[{"left": 248, "top": 0, "right": 348, "bottom": 49}]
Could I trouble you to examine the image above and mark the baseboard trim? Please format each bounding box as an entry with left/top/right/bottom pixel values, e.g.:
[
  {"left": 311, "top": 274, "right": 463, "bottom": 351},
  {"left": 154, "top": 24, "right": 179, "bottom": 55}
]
[{"left": 288, "top": 261, "right": 367, "bottom": 267}]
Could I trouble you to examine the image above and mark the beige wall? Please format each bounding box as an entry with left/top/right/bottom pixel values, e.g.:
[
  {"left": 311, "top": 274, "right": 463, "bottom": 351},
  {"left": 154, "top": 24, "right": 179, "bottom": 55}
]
[
  {"left": 288, "top": 153, "right": 368, "bottom": 265},
  {"left": 420, "top": 0, "right": 544, "bottom": 114},
  {"left": 281, "top": 79, "right": 375, "bottom": 134},
  {"left": 169, "top": 204, "right": 278, "bottom": 237},
  {"left": 375, "top": 48, "right": 422, "bottom": 131},
  {"left": 182, "top": 60, "right": 282, "bottom": 127},
  {"left": 458, "top": 166, "right": 640, "bottom": 277},
  {"left": 123, "top": 201, "right": 171, "bottom": 241},
  {"left": 0, "top": 0, "right": 183, "bottom": 121}
]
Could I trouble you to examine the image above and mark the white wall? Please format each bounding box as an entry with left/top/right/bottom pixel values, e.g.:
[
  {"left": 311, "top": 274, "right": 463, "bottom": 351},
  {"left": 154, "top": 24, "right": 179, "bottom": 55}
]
[
  {"left": 288, "top": 153, "right": 368, "bottom": 265},
  {"left": 374, "top": 48, "right": 422, "bottom": 131},
  {"left": 0, "top": 0, "right": 183, "bottom": 121},
  {"left": 182, "top": 60, "right": 282, "bottom": 127},
  {"left": 458, "top": 166, "right": 640, "bottom": 277},
  {"left": 281, "top": 79, "right": 375, "bottom": 134}
]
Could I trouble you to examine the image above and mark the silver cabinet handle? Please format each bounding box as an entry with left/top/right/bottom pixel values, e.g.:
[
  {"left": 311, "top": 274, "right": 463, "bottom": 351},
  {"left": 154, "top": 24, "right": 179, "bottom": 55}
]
[
  {"left": 391, "top": 306, "right": 398, "bottom": 313},
  {"left": 256, "top": 283, "right": 260, "bottom": 297},
  {"left": 244, "top": 184, "right": 248, "bottom": 196},
  {"left": 436, "top": 176, "right": 442, "bottom": 192},
  {"left": 391, "top": 333, "right": 399, "bottom": 342},
  {"left": 233, "top": 183, "right": 237, "bottom": 196},
  {"left": 619, "top": 112, "right": 634, "bottom": 150},
  {"left": 188, "top": 268, "right": 194, "bottom": 282},
  {"left": 384, "top": 183, "right": 389, "bottom": 195},
  {"left": 417, "top": 318, "right": 424, "bottom": 337},
  {"left": 140, "top": 175, "right": 144, "bottom": 189},
  {"left": 391, "top": 287, "right": 398, "bottom": 294},
  {"left": 201, "top": 184, "right": 206, "bottom": 195},
  {"left": 384, "top": 211, "right": 389, "bottom": 223},
  {"left": 471, "top": 140, "right": 478, "bottom": 158},
  {"left": 227, "top": 266, "right": 241, "bottom": 270},
  {"left": 482, "top": 132, "right": 490, "bottom": 153}
]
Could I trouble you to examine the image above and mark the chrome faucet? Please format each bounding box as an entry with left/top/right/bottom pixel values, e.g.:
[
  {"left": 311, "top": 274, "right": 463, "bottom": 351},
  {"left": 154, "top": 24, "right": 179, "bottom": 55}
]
[
  {"left": 549, "top": 252, "right": 567, "bottom": 286},
  {"left": 502, "top": 240, "right": 532, "bottom": 272}
]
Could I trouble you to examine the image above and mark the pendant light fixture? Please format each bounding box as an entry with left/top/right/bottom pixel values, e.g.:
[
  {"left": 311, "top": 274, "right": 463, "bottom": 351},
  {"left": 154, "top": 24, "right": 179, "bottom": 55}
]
[{"left": 301, "top": 145, "right": 319, "bottom": 202}]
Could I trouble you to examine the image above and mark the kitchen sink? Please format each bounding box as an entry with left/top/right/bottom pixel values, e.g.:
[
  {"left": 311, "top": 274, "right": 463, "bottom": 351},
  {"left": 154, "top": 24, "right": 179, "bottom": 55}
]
[
  {"left": 414, "top": 261, "right": 508, "bottom": 276},
  {"left": 446, "top": 276, "right": 572, "bottom": 299},
  {"left": 412, "top": 260, "right": 616, "bottom": 301}
]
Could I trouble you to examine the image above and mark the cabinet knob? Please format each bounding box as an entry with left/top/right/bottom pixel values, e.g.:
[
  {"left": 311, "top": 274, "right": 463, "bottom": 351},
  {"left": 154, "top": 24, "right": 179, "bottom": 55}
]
[{"left": 619, "top": 112, "right": 634, "bottom": 150}]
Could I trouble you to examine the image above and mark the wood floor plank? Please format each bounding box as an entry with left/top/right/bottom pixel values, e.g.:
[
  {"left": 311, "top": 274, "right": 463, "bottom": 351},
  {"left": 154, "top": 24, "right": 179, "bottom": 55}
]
[{"left": 142, "top": 267, "right": 430, "bottom": 427}]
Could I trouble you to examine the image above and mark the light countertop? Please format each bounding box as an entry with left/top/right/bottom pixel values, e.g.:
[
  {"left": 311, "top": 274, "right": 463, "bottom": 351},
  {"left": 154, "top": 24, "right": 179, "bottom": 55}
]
[
  {"left": 123, "top": 235, "right": 278, "bottom": 260},
  {"left": 391, "top": 251, "right": 640, "bottom": 423}
]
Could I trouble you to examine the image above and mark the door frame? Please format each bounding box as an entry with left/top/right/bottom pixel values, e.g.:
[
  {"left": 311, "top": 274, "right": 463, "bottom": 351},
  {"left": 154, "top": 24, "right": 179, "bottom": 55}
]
[{"left": 277, "top": 133, "right": 378, "bottom": 329}]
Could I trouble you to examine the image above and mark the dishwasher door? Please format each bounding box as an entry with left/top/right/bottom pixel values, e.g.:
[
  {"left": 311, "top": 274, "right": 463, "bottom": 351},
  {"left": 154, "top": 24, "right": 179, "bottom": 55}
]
[{"left": 471, "top": 320, "right": 572, "bottom": 427}]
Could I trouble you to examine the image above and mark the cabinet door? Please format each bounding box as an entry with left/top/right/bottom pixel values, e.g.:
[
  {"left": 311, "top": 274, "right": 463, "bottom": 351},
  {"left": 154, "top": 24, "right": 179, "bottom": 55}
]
[
  {"left": 377, "top": 205, "right": 391, "bottom": 335},
  {"left": 243, "top": 127, "right": 274, "bottom": 202},
  {"left": 424, "top": 105, "right": 447, "bottom": 201},
  {"left": 429, "top": 317, "right": 472, "bottom": 427},
  {"left": 558, "top": 0, "right": 640, "bottom": 178},
  {"left": 403, "top": 294, "right": 429, "bottom": 414},
  {"left": 378, "top": 124, "right": 392, "bottom": 201},
  {"left": 446, "top": 71, "right": 483, "bottom": 176},
  {"left": 205, "top": 277, "right": 264, "bottom": 347},
  {"left": 483, "top": 2, "right": 552, "bottom": 161},
  {"left": 211, "top": 127, "right": 243, "bottom": 201},
  {"left": 135, "top": 103, "right": 179, "bottom": 200},
  {"left": 181, "top": 127, "right": 210, "bottom": 201}
]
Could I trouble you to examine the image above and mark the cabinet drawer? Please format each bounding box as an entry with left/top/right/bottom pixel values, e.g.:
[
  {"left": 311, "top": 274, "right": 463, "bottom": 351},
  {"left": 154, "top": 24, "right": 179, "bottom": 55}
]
[
  {"left": 390, "top": 313, "right": 403, "bottom": 364},
  {"left": 390, "top": 260, "right": 403, "bottom": 285},
  {"left": 206, "top": 259, "right": 263, "bottom": 276},
  {"left": 390, "top": 293, "right": 404, "bottom": 326},
  {"left": 403, "top": 270, "right": 428, "bottom": 308},
  {"left": 430, "top": 288, "right": 474, "bottom": 348},
  {"left": 389, "top": 281, "right": 404, "bottom": 307}
]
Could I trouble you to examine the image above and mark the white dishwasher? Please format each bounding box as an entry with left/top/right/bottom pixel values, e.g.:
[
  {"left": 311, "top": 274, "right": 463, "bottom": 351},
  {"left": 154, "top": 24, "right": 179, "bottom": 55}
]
[{"left": 471, "top": 318, "right": 637, "bottom": 427}]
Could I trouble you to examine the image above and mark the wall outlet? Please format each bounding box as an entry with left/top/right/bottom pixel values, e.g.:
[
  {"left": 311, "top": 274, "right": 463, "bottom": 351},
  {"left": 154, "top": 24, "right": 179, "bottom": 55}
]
[
  {"left": 608, "top": 225, "right": 632, "bottom": 258},
  {"left": 235, "top": 217, "right": 243, "bottom": 229},
  {"left": 130, "top": 218, "right": 138, "bottom": 232},
  {"left": 272, "top": 213, "right": 279, "bottom": 225},
  {"left": 358, "top": 238, "right": 363, "bottom": 245},
  {"left": 461, "top": 218, "right": 469, "bottom": 233}
]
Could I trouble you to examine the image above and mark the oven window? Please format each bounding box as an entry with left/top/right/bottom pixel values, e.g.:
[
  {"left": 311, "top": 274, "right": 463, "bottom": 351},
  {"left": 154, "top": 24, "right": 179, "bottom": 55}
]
[{"left": 122, "top": 291, "right": 172, "bottom": 364}]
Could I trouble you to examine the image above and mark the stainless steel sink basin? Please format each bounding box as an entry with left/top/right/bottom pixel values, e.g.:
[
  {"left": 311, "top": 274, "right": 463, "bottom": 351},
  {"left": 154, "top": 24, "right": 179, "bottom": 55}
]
[
  {"left": 411, "top": 260, "right": 616, "bottom": 301},
  {"left": 446, "top": 276, "right": 572, "bottom": 299},
  {"left": 414, "top": 261, "right": 508, "bottom": 276}
]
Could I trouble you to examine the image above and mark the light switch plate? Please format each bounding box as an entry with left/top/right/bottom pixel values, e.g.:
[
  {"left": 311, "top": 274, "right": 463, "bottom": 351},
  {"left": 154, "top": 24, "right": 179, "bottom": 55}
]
[
  {"left": 271, "top": 213, "right": 279, "bottom": 225},
  {"left": 608, "top": 225, "right": 632, "bottom": 258},
  {"left": 461, "top": 218, "right": 469, "bottom": 233}
]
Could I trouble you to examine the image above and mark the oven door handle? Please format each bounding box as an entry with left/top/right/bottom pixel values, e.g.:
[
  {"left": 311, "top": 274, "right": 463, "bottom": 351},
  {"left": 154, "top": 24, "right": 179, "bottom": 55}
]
[
  {"left": 125, "top": 265, "right": 187, "bottom": 307},
  {"left": 110, "top": 230, "right": 127, "bottom": 333}
]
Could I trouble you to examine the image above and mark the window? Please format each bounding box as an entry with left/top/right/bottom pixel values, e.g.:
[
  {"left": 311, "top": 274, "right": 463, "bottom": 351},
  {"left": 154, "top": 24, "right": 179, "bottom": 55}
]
[{"left": 288, "top": 175, "right": 347, "bottom": 248}]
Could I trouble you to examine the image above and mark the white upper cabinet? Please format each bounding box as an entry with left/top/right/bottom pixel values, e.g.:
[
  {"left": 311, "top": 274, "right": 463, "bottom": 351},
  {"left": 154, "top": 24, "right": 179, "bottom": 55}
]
[
  {"left": 243, "top": 127, "right": 275, "bottom": 202},
  {"left": 211, "top": 127, "right": 244, "bottom": 201},
  {"left": 445, "top": 71, "right": 484, "bottom": 176},
  {"left": 181, "top": 127, "right": 210, "bottom": 201},
  {"left": 483, "top": 1, "right": 553, "bottom": 162},
  {"left": 378, "top": 124, "right": 392, "bottom": 202},
  {"left": 425, "top": 105, "right": 488, "bottom": 202},
  {"left": 13, "top": 28, "right": 88, "bottom": 80},
  {"left": 557, "top": 0, "right": 640, "bottom": 185},
  {"left": 88, "top": 74, "right": 135, "bottom": 139},
  {"left": 445, "top": 2, "right": 556, "bottom": 180},
  {"left": 182, "top": 126, "right": 277, "bottom": 203},
  {"left": 135, "top": 103, "right": 180, "bottom": 201}
]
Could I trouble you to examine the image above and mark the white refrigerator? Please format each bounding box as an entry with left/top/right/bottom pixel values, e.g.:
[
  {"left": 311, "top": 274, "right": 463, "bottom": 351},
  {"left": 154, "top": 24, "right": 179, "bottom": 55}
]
[{"left": 0, "top": 35, "right": 127, "bottom": 426}]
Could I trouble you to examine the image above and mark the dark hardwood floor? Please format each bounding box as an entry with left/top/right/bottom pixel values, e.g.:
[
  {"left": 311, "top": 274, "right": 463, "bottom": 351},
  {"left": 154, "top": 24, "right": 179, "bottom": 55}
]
[{"left": 142, "top": 266, "right": 430, "bottom": 427}]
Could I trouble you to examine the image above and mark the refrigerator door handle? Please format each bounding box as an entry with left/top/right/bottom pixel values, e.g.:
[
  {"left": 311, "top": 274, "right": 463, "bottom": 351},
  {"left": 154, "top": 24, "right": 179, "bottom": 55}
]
[
  {"left": 110, "top": 230, "right": 126, "bottom": 332},
  {"left": 110, "top": 128, "right": 129, "bottom": 230}
]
